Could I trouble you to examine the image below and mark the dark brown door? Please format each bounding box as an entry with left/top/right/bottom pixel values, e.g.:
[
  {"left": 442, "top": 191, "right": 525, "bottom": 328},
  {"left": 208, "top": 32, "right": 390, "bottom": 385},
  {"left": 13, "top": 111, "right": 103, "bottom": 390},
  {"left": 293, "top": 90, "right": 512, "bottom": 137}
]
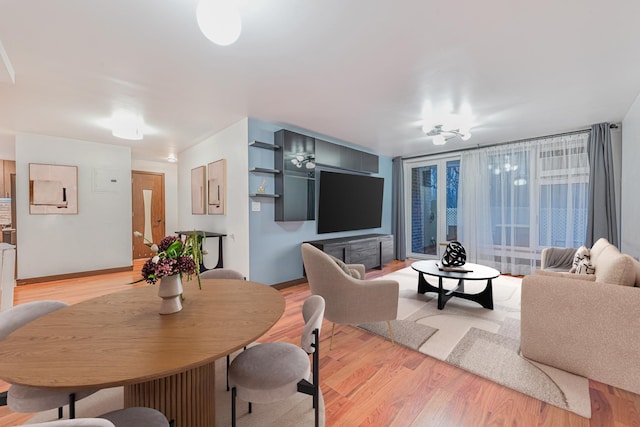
[{"left": 132, "top": 171, "right": 165, "bottom": 260}]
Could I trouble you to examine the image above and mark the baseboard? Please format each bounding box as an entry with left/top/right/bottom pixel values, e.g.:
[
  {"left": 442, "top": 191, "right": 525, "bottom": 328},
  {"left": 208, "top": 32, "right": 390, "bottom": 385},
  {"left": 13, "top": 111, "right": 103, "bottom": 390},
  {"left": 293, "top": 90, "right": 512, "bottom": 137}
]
[
  {"left": 272, "top": 277, "right": 307, "bottom": 290},
  {"left": 17, "top": 266, "right": 133, "bottom": 286}
]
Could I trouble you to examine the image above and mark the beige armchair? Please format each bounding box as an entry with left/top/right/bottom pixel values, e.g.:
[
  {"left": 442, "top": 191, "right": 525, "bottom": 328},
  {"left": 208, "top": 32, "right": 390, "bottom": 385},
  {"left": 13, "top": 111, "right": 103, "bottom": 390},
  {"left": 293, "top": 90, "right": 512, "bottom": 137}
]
[{"left": 301, "top": 243, "right": 399, "bottom": 349}]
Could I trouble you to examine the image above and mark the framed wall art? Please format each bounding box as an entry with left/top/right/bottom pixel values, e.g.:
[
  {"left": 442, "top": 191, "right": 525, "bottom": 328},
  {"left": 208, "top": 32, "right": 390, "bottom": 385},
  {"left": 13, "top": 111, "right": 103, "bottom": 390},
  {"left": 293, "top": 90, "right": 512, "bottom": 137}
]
[
  {"left": 207, "top": 159, "right": 226, "bottom": 215},
  {"left": 191, "top": 165, "right": 206, "bottom": 215},
  {"left": 29, "top": 163, "right": 78, "bottom": 215}
]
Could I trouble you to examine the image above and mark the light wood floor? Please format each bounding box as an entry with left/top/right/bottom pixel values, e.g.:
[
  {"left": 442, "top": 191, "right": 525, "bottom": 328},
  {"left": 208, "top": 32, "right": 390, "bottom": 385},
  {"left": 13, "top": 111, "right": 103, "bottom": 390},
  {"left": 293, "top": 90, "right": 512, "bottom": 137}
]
[{"left": 1, "top": 261, "right": 639, "bottom": 426}]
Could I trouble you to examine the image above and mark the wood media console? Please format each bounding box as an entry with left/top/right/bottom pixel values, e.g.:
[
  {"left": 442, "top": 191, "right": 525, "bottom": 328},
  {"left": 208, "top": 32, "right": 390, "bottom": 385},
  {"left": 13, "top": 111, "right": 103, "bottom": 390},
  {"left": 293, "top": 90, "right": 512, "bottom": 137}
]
[{"left": 304, "top": 233, "right": 394, "bottom": 270}]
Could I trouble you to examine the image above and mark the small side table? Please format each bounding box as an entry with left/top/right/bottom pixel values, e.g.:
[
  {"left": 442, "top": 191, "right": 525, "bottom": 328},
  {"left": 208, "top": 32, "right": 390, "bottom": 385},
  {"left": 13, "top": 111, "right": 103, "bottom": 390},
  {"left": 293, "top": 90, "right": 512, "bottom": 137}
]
[{"left": 175, "top": 231, "right": 226, "bottom": 272}]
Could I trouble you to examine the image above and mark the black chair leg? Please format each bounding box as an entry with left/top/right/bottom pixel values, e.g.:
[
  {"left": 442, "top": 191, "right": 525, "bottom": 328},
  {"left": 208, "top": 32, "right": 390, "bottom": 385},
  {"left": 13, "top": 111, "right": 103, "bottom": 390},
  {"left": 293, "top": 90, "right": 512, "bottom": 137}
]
[
  {"left": 169, "top": 419, "right": 175, "bottom": 427},
  {"left": 58, "top": 406, "right": 63, "bottom": 419},
  {"left": 231, "top": 387, "right": 237, "bottom": 427},
  {"left": 69, "top": 392, "right": 76, "bottom": 419},
  {"left": 313, "top": 328, "right": 320, "bottom": 427},
  {"left": 248, "top": 401, "right": 252, "bottom": 413},
  {"left": 226, "top": 354, "right": 230, "bottom": 391},
  {"left": 0, "top": 391, "right": 6, "bottom": 407}
]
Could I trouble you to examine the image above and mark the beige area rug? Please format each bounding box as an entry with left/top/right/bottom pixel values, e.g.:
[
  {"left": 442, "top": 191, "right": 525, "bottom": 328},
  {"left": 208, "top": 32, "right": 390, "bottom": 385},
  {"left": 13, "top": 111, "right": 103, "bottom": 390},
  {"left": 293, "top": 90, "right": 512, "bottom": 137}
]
[
  {"left": 26, "top": 349, "right": 324, "bottom": 427},
  {"left": 359, "top": 267, "right": 591, "bottom": 419}
]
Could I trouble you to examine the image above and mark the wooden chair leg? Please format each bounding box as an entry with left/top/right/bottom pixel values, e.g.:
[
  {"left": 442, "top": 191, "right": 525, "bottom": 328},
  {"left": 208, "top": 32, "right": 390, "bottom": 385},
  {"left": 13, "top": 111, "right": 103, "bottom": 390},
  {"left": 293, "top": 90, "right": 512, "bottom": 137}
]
[
  {"left": 330, "top": 323, "right": 336, "bottom": 350},
  {"left": 387, "top": 320, "right": 395, "bottom": 345}
]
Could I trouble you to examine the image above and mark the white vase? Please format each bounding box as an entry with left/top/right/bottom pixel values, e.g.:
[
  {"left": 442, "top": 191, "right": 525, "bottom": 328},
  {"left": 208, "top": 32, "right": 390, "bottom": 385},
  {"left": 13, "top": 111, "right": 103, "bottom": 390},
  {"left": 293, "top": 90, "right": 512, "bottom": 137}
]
[{"left": 158, "top": 274, "right": 183, "bottom": 315}]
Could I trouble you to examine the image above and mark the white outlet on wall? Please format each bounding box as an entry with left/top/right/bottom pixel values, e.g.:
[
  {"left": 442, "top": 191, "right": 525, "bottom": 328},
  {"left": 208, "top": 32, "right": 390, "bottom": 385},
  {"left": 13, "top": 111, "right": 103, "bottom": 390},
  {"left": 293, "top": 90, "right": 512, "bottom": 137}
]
[{"left": 251, "top": 201, "right": 261, "bottom": 212}]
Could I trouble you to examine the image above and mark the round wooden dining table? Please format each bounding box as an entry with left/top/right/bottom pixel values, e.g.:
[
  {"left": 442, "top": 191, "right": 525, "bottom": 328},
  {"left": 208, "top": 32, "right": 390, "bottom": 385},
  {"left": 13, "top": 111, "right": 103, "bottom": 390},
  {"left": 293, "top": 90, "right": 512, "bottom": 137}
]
[{"left": 0, "top": 278, "right": 285, "bottom": 427}]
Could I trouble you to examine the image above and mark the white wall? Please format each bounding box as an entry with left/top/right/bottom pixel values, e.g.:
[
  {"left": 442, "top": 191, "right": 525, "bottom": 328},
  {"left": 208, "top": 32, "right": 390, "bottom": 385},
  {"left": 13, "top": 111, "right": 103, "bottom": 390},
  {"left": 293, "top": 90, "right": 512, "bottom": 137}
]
[
  {"left": 621, "top": 93, "right": 640, "bottom": 258},
  {"left": 131, "top": 159, "right": 179, "bottom": 237},
  {"left": 177, "top": 119, "right": 250, "bottom": 278},
  {"left": 0, "top": 134, "right": 15, "bottom": 160},
  {"left": 16, "top": 134, "right": 132, "bottom": 279}
]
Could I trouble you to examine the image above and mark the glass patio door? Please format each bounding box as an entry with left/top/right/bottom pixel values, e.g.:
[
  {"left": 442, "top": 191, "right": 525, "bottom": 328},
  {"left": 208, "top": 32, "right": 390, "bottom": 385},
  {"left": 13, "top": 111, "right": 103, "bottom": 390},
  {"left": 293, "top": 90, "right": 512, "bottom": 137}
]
[{"left": 404, "top": 157, "right": 460, "bottom": 259}]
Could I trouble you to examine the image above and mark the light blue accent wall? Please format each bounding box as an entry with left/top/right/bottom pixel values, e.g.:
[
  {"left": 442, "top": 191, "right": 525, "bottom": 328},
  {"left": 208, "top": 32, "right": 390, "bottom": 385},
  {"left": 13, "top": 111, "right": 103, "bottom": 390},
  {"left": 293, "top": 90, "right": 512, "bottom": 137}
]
[{"left": 248, "top": 118, "right": 393, "bottom": 285}]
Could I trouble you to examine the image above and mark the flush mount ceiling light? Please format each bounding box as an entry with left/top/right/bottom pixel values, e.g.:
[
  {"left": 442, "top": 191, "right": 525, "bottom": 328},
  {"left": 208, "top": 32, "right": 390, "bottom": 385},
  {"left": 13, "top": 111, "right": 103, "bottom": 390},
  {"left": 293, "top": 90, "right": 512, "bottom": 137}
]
[
  {"left": 421, "top": 103, "right": 473, "bottom": 145},
  {"left": 111, "top": 111, "right": 145, "bottom": 140},
  {"left": 425, "top": 125, "right": 472, "bottom": 145},
  {"left": 167, "top": 153, "right": 178, "bottom": 163},
  {"left": 290, "top": 154, "right": 315, "bottom": 169},
  {"left": 196, "top": 0, "right": 242, "bottom": 46}
]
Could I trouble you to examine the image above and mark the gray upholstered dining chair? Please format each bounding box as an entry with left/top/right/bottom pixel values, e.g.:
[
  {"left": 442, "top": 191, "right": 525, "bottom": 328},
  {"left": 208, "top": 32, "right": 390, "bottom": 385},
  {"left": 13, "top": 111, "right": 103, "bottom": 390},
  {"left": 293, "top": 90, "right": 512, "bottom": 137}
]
[
  {"left": 301, "top": 243, "right": 399, "bottom": 349},
  {"left": 14, "top": 406, "right": 170, "bottom": 426},
  {"left": 0, "top": 300, "right": 98, "bottom": 419},
  {"left": 15, "top": 419, "right": 115, "bottom": 427},
  {"left": 199, "top": 267, "right": 245, "bottom": 391},
  {"left": 199, "top": 268, "right": 245, "bottom": 280},
  {"left": 229, "top": 295, "right": 325, "bottom": 427}
]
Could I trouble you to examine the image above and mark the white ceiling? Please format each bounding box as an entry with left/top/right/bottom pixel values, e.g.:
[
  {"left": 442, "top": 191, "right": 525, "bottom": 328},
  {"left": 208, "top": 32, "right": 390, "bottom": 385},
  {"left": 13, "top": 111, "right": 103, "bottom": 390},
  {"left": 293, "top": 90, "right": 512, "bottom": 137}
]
[{"left": 0, "top": 0, "right": 639, "bottom": 162}]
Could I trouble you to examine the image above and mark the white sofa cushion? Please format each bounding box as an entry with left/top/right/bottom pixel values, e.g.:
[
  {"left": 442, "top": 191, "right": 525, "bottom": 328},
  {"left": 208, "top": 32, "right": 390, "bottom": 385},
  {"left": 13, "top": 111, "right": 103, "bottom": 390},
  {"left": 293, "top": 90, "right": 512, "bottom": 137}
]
[
  {"left": 590, "top": 237, "right": 611, "bottom": 264},
  {"left": 594, "top": 245, "right": 636, "bottom": 287}
]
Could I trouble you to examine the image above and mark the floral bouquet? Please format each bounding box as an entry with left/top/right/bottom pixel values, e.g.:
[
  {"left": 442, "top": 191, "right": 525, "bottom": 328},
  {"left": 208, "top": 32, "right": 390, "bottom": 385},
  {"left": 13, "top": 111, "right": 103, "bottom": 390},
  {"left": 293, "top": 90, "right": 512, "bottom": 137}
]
[{"left": 134, "top": 231, "right": 204, "bottom": 288}]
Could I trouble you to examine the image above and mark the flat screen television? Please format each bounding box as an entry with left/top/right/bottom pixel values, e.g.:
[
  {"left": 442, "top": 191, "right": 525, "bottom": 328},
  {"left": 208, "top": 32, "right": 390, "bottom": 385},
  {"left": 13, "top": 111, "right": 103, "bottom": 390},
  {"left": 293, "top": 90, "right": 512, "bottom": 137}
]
[{"left": 317, "top": 170, "right": 384, "bottom": 234}]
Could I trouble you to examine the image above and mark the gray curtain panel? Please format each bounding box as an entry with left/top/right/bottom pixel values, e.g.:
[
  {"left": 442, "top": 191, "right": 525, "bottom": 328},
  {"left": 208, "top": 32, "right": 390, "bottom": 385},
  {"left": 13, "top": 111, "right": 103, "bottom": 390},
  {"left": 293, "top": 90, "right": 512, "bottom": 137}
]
[
  {"left": 392, "top": 156, "right": 406, "bottom": 260},
  {"left": 586, "top": 122, "right": 619, "bottom": 247}
]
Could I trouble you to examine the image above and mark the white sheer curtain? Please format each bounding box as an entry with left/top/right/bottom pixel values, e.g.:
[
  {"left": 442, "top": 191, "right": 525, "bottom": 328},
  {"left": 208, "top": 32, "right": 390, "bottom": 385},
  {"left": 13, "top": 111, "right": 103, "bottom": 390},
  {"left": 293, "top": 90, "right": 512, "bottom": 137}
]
[{"left": 458, "top": 133, "right": 589, "bottom": 275}]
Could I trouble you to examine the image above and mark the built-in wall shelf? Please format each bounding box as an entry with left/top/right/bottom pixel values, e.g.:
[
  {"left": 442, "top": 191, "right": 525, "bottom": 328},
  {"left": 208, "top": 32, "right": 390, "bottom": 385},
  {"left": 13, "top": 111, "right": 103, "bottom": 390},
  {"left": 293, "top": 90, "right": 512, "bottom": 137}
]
[
  {"left": 249, "top": 193, "right": 280, "bottom": 198},
  {"left": 249, "top": 141, "right": 280, "bottom": 150},
  {"left": 249, "top": 141, "right": 280, "bottom": 200},
  {"left": 250, "top": 167, "right": 281, "bottom": 174}
]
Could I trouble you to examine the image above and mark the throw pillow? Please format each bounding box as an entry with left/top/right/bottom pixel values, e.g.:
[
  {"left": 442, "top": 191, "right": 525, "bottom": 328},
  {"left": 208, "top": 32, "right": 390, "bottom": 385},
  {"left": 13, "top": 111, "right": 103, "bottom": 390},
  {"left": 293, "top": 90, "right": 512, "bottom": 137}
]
[
  {"left": 328, "top": 254, "right": 359, "bottom": 278},
  {"left": 570, "top": 246, "right": 590, "bottom": 273},
  {"left": 595, "top": 247, "right": 637, "bottom": 287},
  {"left": 348, "top": 268, "right": 362, "bottom": 279},
  {"left": 575, "top": 258, "right": 595, "bottom": 275},
  {"left": 633, "top": 258, "right": 640, "bottom": 287}
]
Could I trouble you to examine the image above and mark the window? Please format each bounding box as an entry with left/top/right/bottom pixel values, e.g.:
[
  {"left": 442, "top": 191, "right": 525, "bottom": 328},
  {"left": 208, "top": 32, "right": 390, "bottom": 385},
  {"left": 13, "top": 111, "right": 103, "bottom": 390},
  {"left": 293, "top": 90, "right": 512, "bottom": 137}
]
[
  {"left": 488, "top": 151, "right": 530, "bottom": 248},
  {"left": 457, "top": 132, "right": 590, "bottom": 275},
  {"left": 405, "top": 157, "right": 460, "bottom": 259}
]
